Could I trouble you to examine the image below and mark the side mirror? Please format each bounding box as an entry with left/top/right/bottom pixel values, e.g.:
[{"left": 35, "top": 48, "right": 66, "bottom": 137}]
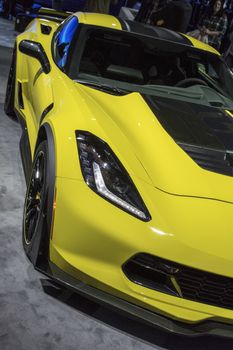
[{"left": 19, "top": 40, "right": 51, "bottom": 74}]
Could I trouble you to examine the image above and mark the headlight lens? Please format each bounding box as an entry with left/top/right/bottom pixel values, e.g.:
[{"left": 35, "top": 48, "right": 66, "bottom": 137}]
[{"left": 76, "top": 131, "right": 151, "bottom": 221}]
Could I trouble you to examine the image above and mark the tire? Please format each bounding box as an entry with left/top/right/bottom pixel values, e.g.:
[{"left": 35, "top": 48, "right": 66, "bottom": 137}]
[
  {"left": 22, "top": 140, "right": 55, "bottom": 266},
  {"left": 4, "top": 45, "right": 17, "bottom": 119}
]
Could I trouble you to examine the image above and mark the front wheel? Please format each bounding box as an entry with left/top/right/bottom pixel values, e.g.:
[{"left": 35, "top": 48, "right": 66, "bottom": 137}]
[{"left": 23, "top": 140, "right": 55, "bottom": 266}]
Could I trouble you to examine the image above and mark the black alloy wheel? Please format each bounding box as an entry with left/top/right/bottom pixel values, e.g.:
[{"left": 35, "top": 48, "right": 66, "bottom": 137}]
[
  {"left": 23, "top": 140, "right": 54, "bottom": 266},
  {"left": 4, "top": 45, "right": 17, "bottom": 119},
  {"left": 24, "top": 150, "right": 45, "bottom": 245}
]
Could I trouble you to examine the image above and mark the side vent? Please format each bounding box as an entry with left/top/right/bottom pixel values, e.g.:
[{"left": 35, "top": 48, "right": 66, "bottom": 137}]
[
  {"left": 18, "top": 82, "right": 24, "bottom": 109},
  {"left": 40, "top": 24, "right": 52, "bottom": 35}
]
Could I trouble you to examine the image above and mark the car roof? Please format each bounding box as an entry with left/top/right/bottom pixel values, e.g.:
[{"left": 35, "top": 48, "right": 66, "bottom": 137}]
[{"left": 74, "top": 12, "right": 219, "bottom": 56}]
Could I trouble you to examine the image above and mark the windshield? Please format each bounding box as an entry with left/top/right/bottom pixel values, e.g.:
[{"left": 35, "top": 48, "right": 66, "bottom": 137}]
[{"left": 68, "top": 26, "right": 233, "bottom": 105}]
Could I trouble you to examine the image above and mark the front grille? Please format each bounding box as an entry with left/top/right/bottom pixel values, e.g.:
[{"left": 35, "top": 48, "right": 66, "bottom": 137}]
[
  {"left": 178, "top": 142, "right": 233, "bottom": 177},
  {"left": 123, "top": 253, "right": 233, "bottom": 310}
]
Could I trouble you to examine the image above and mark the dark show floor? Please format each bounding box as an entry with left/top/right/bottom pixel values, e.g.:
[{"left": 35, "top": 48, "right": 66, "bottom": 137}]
[{"left": 1, "top": 45, "right": 233, "bottom": 350}]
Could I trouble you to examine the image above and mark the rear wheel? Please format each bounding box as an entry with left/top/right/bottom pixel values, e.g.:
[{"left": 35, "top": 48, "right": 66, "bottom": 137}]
[
  {"left": 4, "top": 46, "right": 17, "bottom": 119},
  {"left": 23, "top": 140, "right": 55, "bottom": 266}
]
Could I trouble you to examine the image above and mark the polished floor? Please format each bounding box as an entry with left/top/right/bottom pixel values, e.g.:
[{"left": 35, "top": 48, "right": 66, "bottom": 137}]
[{"left": 0, "top": 19, "right": 233, "bottom": 350}]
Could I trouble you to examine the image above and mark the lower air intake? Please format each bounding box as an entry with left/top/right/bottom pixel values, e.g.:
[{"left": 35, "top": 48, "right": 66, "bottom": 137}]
[{"left": 123, "top": 253, "right": 233, "bottom": 310}]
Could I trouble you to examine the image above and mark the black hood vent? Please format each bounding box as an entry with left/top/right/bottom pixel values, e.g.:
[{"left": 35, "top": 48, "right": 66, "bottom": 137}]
[
  {"left": 178, "top": 143, "right": 233, "bottom": 176},
  {"left": 144, "top": 95, "right": 233, "bottom": 176}
]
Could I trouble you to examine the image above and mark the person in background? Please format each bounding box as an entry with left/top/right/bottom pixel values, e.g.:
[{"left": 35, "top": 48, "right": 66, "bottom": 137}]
[
  {"left": 3, "top": 0, "right": 16, "bottom": 19},
  {"left": 85, "top": 0, "right": 119, "bottom": 14},
  {"left": 126, "top": 0, "right": 141, "bottom": 8},
  {"left": 151, "top": 0, "right": 193, "bottom": 33},
  {"left": 135, "top": 0, "right": 168, "bottom": 23},
  {"left": 188, "top": 0, "right": 228, "bottom": 50},
  {"left": 224, "top": 23, "right": 233, "bottom": 69}
]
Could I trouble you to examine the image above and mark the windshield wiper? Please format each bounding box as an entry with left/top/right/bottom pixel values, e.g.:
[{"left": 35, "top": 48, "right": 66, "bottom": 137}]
[{"left": 75, "top": 79, "right": 127, "bottom": 95}]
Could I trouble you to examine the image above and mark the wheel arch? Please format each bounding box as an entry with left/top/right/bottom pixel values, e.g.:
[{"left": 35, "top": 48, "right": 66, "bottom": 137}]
[
  {"left": 35, "top": 122, "right": 55, "bottom": 162},
  {"left": 36, "top": 123, "right": 50, "bottom": 150},
  {"left": 36, "top": 122, "right": 56, "bottom": 233},
  {"left": 25, "top": 122, "right": 56, "bottom": 267}
]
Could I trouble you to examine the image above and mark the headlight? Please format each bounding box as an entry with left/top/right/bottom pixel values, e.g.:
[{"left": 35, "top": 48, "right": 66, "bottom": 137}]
[{"left": 76, "top": 131, "right": 151, "bottom": 221}]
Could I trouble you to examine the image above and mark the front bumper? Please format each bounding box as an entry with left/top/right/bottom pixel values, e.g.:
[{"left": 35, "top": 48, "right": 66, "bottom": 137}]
[
  {"left": 49, "top": 176, "right": 233, "bottom": 330},
  {"left": 36, "top": 259, "right": 233, "bottom": 338}
]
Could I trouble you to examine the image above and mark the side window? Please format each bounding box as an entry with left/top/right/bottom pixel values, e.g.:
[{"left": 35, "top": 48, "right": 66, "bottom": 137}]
[{"left": 54, "top": 16, "right": 79, "bottom": 69}]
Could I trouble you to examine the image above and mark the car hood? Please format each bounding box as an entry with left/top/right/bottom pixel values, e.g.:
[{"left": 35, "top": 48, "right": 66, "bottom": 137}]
[{"left": 77, "top": 85, "right": 233, "bottom": 203}]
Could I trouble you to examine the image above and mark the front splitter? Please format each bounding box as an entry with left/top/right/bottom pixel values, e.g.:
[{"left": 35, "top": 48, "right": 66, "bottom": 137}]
[{"left": 35, "top": 259, "right": 233, "bottom": 339}]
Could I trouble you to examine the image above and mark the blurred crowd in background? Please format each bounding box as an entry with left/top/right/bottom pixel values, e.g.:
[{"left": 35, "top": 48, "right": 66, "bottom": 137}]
[{"left": 0, "top": 0, "right": 233, "bottom": 68}]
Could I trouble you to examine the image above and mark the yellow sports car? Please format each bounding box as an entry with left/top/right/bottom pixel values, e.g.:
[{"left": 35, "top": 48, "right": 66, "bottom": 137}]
[{"left": 5, "top": 11, "right": 233, "bottom": 337}]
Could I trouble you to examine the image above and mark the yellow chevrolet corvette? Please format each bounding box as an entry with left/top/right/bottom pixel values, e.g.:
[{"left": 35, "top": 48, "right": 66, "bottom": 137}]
[{"left": 5, "top": 11, "right": 233, "bottom": 337}]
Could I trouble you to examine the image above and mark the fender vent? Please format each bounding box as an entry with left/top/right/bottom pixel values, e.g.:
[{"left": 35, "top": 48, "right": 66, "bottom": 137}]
[{"left": 18, "top": 82, "right": 24, "bottom": 109}]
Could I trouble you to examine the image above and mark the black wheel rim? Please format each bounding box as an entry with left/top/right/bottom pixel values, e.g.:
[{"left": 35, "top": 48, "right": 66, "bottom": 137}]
[{"left": 24, "top": 151, "right": 45, "bottom": 245}]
